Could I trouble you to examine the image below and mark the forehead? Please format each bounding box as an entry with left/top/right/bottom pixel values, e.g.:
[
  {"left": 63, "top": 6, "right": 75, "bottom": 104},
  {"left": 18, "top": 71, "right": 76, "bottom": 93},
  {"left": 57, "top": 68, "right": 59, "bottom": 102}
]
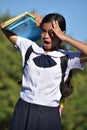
[{"left": 41, "top": 22, "right": 53, "bottom": 30}]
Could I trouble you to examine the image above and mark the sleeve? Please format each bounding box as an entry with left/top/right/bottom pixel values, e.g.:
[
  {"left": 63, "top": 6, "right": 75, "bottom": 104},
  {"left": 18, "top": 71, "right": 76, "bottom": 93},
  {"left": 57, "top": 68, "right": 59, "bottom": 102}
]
[
  {"left": 14, "top": 36, "right": 33, "bottom": 52},
  {"left": 68, "top": 51, "right": 85, "bottom": 70},
  {"left": 14, "top": 36, "right": 35, "bottom": 66}
]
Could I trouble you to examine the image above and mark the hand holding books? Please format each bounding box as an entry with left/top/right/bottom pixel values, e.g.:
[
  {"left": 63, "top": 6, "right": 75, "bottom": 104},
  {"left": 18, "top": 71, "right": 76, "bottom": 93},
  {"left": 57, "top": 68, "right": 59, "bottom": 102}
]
[
  {"left": 30, "top": 12, "right": 43, "bottom": 26},
  {"left": 0, "top": 12, "right": 43, "bottom": 41}
]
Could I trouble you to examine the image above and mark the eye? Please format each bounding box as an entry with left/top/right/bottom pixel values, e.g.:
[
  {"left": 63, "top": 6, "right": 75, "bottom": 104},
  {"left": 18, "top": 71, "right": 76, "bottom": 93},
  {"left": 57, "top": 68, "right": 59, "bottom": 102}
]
[
  {"left": 41, "top": 28, "right": 46, "bottom": 33},
  {"left": 48, "top": 30, "right": 54, "bottom": 37}
]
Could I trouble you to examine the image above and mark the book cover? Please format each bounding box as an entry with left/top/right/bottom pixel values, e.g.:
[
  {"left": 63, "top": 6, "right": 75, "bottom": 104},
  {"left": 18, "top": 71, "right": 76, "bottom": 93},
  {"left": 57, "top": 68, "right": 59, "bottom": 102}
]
[{"left": 1, "top": 12, "right": 41, "bottom": 41}]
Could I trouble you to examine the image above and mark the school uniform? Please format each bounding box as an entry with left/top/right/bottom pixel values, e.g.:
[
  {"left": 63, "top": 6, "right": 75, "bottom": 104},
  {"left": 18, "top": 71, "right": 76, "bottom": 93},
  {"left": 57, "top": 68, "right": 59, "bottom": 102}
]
[{"left": 9, "top": 37, "right": 84, "bottom": 130}]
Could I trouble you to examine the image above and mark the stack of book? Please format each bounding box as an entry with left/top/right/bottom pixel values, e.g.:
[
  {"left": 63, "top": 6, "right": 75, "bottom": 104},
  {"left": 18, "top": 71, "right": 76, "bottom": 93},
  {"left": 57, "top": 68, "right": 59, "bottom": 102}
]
[{"left": 1, "top": 12, "right": 41, "bottom": 41}]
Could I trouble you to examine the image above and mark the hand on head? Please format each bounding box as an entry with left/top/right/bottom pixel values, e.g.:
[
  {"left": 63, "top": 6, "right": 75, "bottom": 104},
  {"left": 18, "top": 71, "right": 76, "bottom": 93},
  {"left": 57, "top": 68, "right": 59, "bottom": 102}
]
[{"left": 51, "top": 20, "right": 66, "bottom": 41}]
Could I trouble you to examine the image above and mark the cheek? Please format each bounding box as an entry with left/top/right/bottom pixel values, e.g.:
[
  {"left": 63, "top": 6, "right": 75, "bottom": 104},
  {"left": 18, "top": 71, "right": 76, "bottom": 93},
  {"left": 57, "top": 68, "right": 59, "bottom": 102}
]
[
  {"left": 41, "top": 32, "right": 44, "bottom": 39},
  {"left": 51, "top": 37, "right": 57, "bottom": 43},
  {"left": 41, "top": 33, "right": 43, "bottom": 37},
  {"left": 51, "top": 39, "right": 58, "bottom": 47}
]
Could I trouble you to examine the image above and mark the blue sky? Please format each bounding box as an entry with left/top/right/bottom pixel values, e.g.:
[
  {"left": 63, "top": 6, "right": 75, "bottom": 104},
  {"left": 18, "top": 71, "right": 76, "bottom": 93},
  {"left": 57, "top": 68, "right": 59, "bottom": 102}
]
[{"left": 0, "top": 0, "right": 87, "bottom": 42}]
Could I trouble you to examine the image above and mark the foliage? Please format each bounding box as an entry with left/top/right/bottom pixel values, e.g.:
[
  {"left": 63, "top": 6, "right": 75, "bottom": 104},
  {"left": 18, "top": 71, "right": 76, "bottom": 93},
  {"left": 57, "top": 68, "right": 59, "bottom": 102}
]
[
  {"left": 61, "top": 68, "right": 87, "bottom": 130},
  {"left": 0, "top": 24, "right": 22, "bottom": 130},
  {"left": 0, "top": 12, "right": 87, "bottom": 130}
]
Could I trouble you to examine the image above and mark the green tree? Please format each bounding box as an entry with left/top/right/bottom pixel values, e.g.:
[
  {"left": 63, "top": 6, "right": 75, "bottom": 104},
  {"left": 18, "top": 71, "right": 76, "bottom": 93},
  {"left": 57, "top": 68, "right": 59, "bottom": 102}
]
[{"left": 0, "top": 13, "right": 22, "bottom": 129}]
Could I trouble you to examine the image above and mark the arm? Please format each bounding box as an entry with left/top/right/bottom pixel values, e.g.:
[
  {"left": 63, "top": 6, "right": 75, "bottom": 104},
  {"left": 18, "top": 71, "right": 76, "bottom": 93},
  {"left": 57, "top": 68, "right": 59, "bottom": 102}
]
[
  {"left": 0, "top": 25, "right": 18, "bottom": 45},
  {"left": 80, "top": 53, "right": 87, "bottom": 63},
  {"left": 52, "top": 21, "right": 87, "bottom": 63},
  {"left": 62, "top": 36, "right": 87, "bottom": 63},
  {"left": 63, "top": 36, "right": 87, "bottom": 63},
  {"left": 0, "top": 13, "right": 42, "bottom": 45}
]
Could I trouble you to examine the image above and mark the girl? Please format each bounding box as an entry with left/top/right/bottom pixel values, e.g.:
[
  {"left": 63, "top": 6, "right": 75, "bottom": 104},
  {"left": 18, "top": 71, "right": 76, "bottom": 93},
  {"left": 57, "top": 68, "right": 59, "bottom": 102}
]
[{"left": 1, "top": 12, "right": 87, "bottom": 130}]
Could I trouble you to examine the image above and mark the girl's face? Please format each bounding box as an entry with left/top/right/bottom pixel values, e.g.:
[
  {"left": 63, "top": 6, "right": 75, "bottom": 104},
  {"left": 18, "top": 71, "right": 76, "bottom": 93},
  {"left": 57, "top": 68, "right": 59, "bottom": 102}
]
[{"left": 41, "top": 22, "right": 60, "bottom": 52}]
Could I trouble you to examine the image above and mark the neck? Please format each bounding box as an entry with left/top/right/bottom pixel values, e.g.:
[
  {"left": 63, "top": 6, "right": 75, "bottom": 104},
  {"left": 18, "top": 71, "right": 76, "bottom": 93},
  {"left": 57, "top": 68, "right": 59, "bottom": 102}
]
[{"left": 43, "top": 46, "right": 58, "bottom": 53}]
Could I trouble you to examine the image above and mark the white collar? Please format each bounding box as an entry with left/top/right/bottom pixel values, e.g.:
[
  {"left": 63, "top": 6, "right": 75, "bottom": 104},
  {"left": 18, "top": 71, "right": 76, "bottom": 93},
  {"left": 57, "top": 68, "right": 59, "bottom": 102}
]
[{"left": 32, "top": 43, "right": 68, "bottom": 58}]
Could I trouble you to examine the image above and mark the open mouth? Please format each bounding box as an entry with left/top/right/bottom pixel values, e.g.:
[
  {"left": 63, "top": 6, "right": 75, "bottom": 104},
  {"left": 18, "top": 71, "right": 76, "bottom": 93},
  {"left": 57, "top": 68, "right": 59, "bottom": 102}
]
[{"left": 43, "top": 40, "right": 50, "bottom": 44}]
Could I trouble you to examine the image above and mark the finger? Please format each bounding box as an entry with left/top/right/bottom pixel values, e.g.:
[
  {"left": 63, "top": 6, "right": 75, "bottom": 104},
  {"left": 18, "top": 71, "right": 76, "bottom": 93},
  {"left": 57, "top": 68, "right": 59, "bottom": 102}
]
[
  {"left": 52, "top": 20, "right": 58, "bottom": 29},
  {"left": 52, "top": 20, "right": 55, "bottom": 28},
  {"left": 48, "top": 29, "right": 55, "bottom": 37}
]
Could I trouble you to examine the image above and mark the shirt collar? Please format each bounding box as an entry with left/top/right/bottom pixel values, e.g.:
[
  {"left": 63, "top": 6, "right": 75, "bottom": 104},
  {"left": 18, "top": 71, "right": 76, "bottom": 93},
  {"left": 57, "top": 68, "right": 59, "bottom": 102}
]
[{"left": 32, "top": 43, "right": 68, "bottom": 58}]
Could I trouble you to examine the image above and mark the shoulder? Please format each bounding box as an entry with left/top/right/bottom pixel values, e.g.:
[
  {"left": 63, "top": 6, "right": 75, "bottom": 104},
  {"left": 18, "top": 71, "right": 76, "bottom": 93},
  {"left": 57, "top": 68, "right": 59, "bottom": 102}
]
[
  {"left": 15, "top": 36, "right": 36, "bottom": 51},
  {"left": 66, "top": 51, "right": 81, "bottom": 59},
  {"left": 16, "top": 36, "right": 33, "bottom": 45}
]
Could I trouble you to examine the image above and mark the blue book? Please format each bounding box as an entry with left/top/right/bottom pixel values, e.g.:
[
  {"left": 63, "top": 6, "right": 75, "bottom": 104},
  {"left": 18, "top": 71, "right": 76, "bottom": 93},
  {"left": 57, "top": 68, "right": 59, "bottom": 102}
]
[{"left": 3, "top": 12, "right": 41, "bottom": 41}]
